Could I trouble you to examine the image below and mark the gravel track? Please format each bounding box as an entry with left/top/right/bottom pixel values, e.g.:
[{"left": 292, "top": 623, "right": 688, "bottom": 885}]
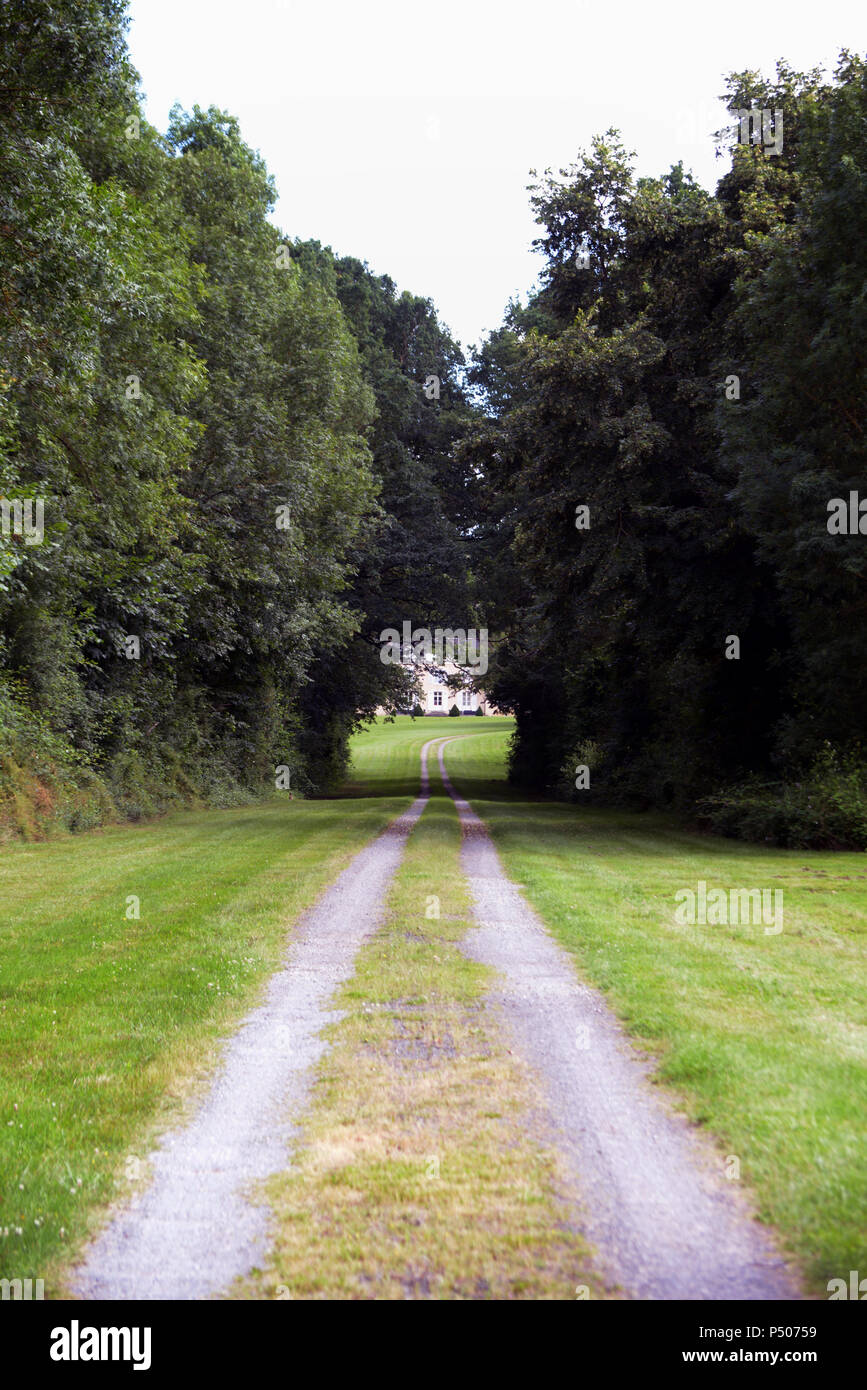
[
  {"left": 437, "top": 740, "right": 801, "bottom": 1301},
  {"left": 71, "top": 743, "right": 440, "bottom": 1300},
  {"left": 71, "top": 735, "right": 802, "bottom": 1300}
]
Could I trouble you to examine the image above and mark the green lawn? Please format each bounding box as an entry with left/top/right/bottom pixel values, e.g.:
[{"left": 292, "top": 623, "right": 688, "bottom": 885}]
[
  {"left": 338, "top": 713, "right": 509, "bottom": 797},
  {"left": 3, "top": 713, "right": 864, "bottom": 1298},
  {"left": 443, "top": 726, "right": 867, "bottom": 1291},
  {"left": 0, "top": 791, "right": 406, "bottom": 1289},
  {"left": 0, "top": 715, "right": 503, "bottom": 1290}
]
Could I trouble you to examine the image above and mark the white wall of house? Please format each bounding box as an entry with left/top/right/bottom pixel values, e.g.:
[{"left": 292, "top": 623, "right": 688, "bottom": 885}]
[
  {"left": 374, "top": 657, "right": 501, "bottom": 715},
  {"left": 416, "top": 660, "right": 496, "bottom": 714},
  {"left": 425, "top": 675, "right": 480, "bottom": 713}
]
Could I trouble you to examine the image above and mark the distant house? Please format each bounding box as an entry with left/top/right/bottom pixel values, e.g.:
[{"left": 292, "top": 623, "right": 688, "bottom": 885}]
[{"left": 377, "top": 655, "right": 503, "bottom": 716}]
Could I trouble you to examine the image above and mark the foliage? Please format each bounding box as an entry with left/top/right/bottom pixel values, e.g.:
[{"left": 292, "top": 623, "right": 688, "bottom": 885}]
[
  {"left": 4, "top": 10, "right": 863, "bottom": 846},
  {"left": 696, "top": 747, "right": 867, "bottom": 850},
  {"left": 468, "top": 55, "right": 867, "bottom": 836},
  {"left": 0, "top": 3, "right": 475, "bottom": 830}
]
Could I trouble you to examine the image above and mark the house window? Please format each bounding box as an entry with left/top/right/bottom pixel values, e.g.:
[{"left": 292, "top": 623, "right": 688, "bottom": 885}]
[
  {"left": 461, "top": 690, "right": 473, "bottom": 708},
  {"left": 433, "top": 691, "right": 443, "bottom": 707}
]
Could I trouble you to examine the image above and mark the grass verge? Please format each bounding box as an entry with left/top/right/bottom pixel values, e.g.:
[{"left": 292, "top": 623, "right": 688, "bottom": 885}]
[
  {"left": 0, "top": 794, "right": 407, "bottom": 1295},
  {"left": 443, "top": 728, "right": 867, "bottom": 1293}
]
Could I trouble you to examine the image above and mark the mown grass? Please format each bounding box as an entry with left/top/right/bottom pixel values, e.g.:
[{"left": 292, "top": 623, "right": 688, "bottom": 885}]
[
  {"left": 238, "top": 755, "right": 602, "bottom": 1300},
  {"left": 0, "top": 793, "right": 408, "bottom": 1293},
  {"left": 339, "top": 714, "right": 511, "bottom": 798},
  {"left": 7, "top": 711, "right": 862, "bottom": 1300},
  {"left": 1, "top": 718, "right": 489, "bottom": 1294},
  {"left": 443, "top": 728, "right": 867, "bottom": 1292}
]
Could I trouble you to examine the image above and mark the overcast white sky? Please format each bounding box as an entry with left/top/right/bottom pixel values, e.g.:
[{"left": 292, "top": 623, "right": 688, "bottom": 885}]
[{"left": 128, "top": 0, "right": 861, "bottom": 352}]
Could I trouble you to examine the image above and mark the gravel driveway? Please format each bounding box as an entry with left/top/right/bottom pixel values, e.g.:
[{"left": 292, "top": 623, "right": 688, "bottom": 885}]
[{"left": 71, "top": 735, "right": 802, "bottom": 1299}]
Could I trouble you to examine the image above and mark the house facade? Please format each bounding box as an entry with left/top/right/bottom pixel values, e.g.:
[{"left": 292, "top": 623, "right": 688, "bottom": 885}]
[{"left": 377, "top": 656, "right": 503, "bottom": 716}]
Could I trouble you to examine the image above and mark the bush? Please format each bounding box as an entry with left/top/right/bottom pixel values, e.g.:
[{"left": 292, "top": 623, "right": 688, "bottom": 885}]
[
  {"left": 448, "top": 704, "right": 461, "bottom": 717},
  {"left": 696, "top": 745, "right": 867, "bottom": 849},
  {"left": 473, "top": 706, "right": 484, "bottom": 716},
  {"left": 556, "top": 739, "right": 601, "bottom": 801},
  {"left": 0, "top": 678, "right": 118, "bottom": 839},
  {"left": 0, "top": 672, "right": 281, "bottom": 839},
  {"left": 411, "top": 703, "right": 424, "bottom": 718}
]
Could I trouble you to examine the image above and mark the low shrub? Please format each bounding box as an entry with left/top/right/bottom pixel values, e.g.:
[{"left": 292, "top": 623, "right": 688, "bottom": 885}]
[{"left": 696, "top": 745, "right": 867, "bottom": 849}]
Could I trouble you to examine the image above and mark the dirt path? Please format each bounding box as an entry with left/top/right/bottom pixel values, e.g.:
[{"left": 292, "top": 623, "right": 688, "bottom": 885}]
[
  {"left": 71, "top": 742, "right": 442, "bottom": 1300},
  {"left": 436, "top": 741, "right": 801, "bottom": 1300},
  {"left": 71, "top": 736, "right": 802, "bottom": 1300}
]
